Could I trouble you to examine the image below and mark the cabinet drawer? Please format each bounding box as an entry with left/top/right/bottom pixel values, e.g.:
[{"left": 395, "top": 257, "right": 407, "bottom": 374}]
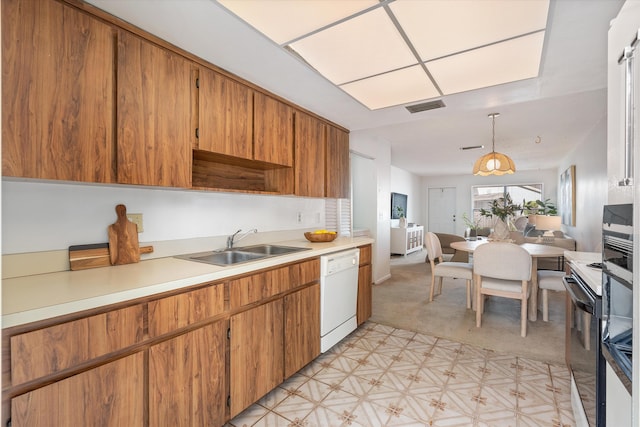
[
  {"left": 229, "top": 269, "right": 284, "bottom": 309},
  {"left": 359, "top": 244, "right": 372, "bottom": 266},
  {"left": 10, "top": 305, "right": 143, "bottom": 385},
  {"left": 288, "top": 259, "right": 320, "bottom": 290},
  {"left": 148, "top": 284, "right": 224, "bottom": 337}
]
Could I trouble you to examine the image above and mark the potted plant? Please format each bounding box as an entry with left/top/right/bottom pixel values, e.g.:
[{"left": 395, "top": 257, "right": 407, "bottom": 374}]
[
  {"left": 462, "top": 212, "right": 481, "bottom": 240},
  {"left": 479, "top": 193, "right": 522, "bottom": 240},
  {"left": 395, "top": 206, "right": 407, "bottom": 228},
  {"left": 523, "top": 198, "right": 557, "bottom": 216}
]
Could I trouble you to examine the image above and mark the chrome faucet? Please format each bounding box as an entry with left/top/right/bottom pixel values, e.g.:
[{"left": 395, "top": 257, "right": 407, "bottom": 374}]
[{"left": 226, "top": 228, "right": 257, "bottom": 249}]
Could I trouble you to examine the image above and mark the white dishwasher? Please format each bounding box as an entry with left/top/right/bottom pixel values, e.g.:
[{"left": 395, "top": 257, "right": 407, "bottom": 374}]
[{"left": 320, "top": 248, "right": 360, "bottom": 352}]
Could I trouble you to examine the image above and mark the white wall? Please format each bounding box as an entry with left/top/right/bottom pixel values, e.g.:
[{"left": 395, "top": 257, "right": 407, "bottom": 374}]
[
  {"left": 2, "top": 180, "right": 324, "bottom": 254},
  {"left": 350, "top": 131, "right": 392, "bottom": 284},
  {"left": 351, "top": 153, "right": 377, "bottom": 234},
  {"left": 390, "top": 166, "right": 423, "bottom": 227},
  {"left": 558, "top": 115, "right": 608, "bottom": 252}
]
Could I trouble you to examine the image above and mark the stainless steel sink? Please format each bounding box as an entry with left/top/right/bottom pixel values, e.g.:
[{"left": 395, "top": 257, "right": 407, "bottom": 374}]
[
  {"left": 176, "top": 244, "right": 309, "bottom": 266},
  {"left": 188, "top": 250, "right": 266, "bottom": 265},
  {"left": 235, "top": 244, "right": 309, "bottom": 256}
]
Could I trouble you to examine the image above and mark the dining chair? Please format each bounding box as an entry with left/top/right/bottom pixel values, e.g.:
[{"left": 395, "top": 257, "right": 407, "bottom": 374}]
[
  {"left": 424, "top": 232, "right": 474, "bottom": 308},
  {"left": 473, "top": 242, "right": 532, "bottom": 337},
  {"left": 537, "top": 270, "right": 566, "bottom": 321}
]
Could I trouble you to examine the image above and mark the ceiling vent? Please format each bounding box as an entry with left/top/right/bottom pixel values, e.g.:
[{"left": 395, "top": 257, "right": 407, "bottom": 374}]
[
  {"left": 405, "top": 99, "right": 445, "bottom": 114},
  {"left": 460, "top": 145, "right": 485, "bottom": 151}
]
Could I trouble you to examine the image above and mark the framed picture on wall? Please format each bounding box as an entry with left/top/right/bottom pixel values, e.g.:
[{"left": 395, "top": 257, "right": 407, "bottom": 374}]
[
  {"left": 391, "top": 192, "right": 407, "bottom": 219},
  {"left": 560, "top": 165, "right": 576, "bottom": 226}
]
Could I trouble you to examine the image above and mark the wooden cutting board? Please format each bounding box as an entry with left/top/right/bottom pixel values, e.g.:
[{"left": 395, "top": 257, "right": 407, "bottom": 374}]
[
  {"left": 69, "top": 244, "right": 153, "bottom": 271},
  {"left": 108, "top": 204, "right": 141, "bottom": 265}
]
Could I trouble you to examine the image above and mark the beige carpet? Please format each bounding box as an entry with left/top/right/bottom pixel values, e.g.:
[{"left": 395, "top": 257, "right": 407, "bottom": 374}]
[{"left": 371, "top": 250, "right": 567, "bottom": 366}]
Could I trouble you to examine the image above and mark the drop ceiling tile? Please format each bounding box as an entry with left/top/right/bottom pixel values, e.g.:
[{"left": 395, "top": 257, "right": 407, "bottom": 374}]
[
  {"left": 217, "top": 0, "right": 377, "bottom": 45},
  {"left": 389, "top": 0, "right": 550, "bottom": 61},
  {"left": 428, "top": 32, "right": 545, "bottom": 96},
  {"left": 339, "top": 65, "right": 440, "bottom": 110},
  {"left": 289, "top": 7, "right": 417, "bottom": 85}
]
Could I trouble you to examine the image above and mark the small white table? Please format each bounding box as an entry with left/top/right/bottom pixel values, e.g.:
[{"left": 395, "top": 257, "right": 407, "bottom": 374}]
[
  {"left": 450, "top": 240, "right": 566, "bottom": 321},
  {"left": 390, "top": 225, "right": 424, "bottom": 256}
]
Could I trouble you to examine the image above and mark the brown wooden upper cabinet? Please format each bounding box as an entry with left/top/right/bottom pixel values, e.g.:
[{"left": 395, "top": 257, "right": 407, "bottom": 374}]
[
  {"left": 294, "top": 111, "right": 326, "bottom": 198},
  {"left": 196, "top": 73, "right": 294, "bottom": 168},
  {"left": 295, "top": 111, "right": 350, "bottom": 198},
  {"left": 2, "top": 0, "right": 116, "bottom": 183},
  {"left": 117, "top": 31, "right": 193, "bottom": 188},
  {"left": 326, "top": 126, "right": 350, "bottom": 199},
  {"left": 197, "top": 68, "right": 253, "bottom": 160},
  {"left": 254, "top": 92, "right": 294, "bottom": 167}
]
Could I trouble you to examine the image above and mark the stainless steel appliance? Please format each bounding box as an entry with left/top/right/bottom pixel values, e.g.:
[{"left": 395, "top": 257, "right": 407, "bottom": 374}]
[
  {"left": 320, "top": 248, "right": 360, "bottom": 352},
  {"left": 602, "top": 204, "right": 633, "bottom": 389},
  {"left": 564, "top": 266, "right": 605, "bottom": 427}
]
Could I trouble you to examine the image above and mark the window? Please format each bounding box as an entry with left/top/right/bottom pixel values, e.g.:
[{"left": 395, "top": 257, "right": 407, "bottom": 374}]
[{"left": 471, "top": 184, "right": 542, "bottom": 227}]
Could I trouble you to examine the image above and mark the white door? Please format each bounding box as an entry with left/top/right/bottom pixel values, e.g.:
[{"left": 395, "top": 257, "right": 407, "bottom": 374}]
[{"left": 428, "top": 187, "right": 456, "bottom": 233}]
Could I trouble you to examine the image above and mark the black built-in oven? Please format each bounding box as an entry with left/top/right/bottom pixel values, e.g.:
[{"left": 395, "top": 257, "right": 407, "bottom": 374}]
[
  {"left": 564, "top": 271, "right": 605, "bottom": 427},
  {"left": 602, "top": 204, "right": 633, "bottom": 391}
]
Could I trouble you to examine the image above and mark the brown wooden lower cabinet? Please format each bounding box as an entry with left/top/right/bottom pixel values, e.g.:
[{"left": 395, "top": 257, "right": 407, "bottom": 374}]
[
  {"left": 3, "top": 255, "right": 337, "bottom": 426},
  {"left": 284, "top": 283, "right": 320, "bottom": 378},
  {"left": 229, "top": 299, "right": 284, "bottom": 418},
  {"left": 149, "top": 320, "right": 227, "bottom": 426},
  {"left": 357, "top": 263, "right": 373, "bottom": 325},
  {"left": 11, "top": 353, "right": 144, "bottom": 426},
  {"left": 357, "top": 244, "right": 373, "bottom": 325}
]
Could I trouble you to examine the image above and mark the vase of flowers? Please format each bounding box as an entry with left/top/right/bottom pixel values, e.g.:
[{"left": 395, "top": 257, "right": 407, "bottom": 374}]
[{"left": 480, "top": 194, "right": 522, "bottom": 241}]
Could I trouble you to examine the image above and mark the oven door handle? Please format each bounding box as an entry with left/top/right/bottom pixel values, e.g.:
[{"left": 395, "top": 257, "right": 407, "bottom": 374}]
[{"left": 563, "top": 276, "right": 596, "bottom": 315}]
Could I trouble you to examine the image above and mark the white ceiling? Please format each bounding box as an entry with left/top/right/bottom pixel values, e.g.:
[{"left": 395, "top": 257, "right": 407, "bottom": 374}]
[{"left": 87, "top": 0, "right": 624, "bottom": 177}]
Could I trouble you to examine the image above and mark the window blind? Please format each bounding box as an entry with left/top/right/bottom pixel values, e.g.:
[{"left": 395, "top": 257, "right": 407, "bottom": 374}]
[{"left": 325, "top": 198, "right": 351, "bottom": 236}]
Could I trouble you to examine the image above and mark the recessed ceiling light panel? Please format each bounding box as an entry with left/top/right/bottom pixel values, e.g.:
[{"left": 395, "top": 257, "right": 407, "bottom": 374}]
[
  {"left": 340, "top": 65, "right": 440, "bottom": 110},
  {"left": 290, "top": 7, "right": 417, "bottom": 85},
  {"left": 216, "top": 0, "right": 377, "bottom": 45},
  {"left": 427, "top": 32, "right": 545, "bottom": 95},
  {"left": 390, "top": 0, "right": 550, "bottom": 60},
  {"left": 217, "top": 0, "right": 550, "bottom": 110}
]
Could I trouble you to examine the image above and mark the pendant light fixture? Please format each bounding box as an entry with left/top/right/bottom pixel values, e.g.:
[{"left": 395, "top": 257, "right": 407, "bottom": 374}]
[{"left": 472, "top": 113, "right": 516, "bottom": 176}]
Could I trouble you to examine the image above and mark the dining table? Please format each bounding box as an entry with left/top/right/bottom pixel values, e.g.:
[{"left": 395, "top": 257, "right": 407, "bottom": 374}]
[{"left": 450, "top": 239, "right": 566, "bottom": 321}]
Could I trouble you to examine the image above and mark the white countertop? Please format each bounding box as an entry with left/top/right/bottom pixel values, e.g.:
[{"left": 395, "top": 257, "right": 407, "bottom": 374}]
[
  {"left": 564, "top": 251, "right": 602, "bottom": 296},
  {"left": 2, "top": 237, "right": 374, "bottom": 329}
]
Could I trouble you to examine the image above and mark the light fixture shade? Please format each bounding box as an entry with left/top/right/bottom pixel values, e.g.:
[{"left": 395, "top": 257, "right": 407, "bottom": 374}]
[
  {"left": 472, "top": 151, "right": 516, "bottom": 175},
  {"left": 473, "top": 112, "right": 516, "bottom": 176},
  {"left": 533, "top": 214, "right": 561, "bottom": 231}
]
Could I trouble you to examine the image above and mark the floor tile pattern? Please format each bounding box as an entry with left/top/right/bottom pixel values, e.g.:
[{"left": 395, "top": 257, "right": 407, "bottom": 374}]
[{"left": 227, "top": 322, "right": 575, "bottom": 427}]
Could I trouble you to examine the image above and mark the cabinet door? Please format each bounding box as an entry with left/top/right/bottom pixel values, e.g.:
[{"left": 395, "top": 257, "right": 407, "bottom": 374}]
[
  {"left": 357, "top": 264, "right": 373, "bottom": 325},
  {"left": 11, "top": 353, "right": 144, "bottom": 426},
  {"left": 325, "top": 126, "right": 350, "bottom": 198},
  {"left": 295, "top": 112, "right": 326, "bottom": 197},
  {"left": 2, "top": 0, "right": 116, "bottom": 182},
  {"left": 149, "top": 321, "right": 227, "bottom": 426},
  {"left": 198, "top": 68, "right": 253, "bottom": 159},
  {"left": 117, "top": 31, "right": 193, "bottom": 187},
  {"left": 254, "top": 92, "right": 294, "bottom": 166},
  {"left": 230, "top": 299, "right": 283, "bottom": 417},
  {"left": 284, "top": 284, "right": 320, "bottom": 378}
]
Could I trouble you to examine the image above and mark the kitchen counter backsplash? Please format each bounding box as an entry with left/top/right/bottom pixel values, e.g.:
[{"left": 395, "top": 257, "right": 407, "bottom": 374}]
[
  {"left": 2, "top": 235, "right": 374, "bottom": 329},
  {"left": 3, "top": 229, "right": 325, "bottom": 279}
]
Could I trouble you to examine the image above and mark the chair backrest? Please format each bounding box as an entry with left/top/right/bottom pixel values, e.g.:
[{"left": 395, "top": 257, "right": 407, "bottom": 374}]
[
  {"left": 424, "top": 232, "right": 443, "bottom": 260},
  {"left": 473, "top": 242, "right": 532, "bottom": 281}
]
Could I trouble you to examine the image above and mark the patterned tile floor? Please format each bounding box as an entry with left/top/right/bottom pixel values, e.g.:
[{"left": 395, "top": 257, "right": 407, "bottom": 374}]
[{"left": 227, "top": 322, "right": 575, "bottom": 427}]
